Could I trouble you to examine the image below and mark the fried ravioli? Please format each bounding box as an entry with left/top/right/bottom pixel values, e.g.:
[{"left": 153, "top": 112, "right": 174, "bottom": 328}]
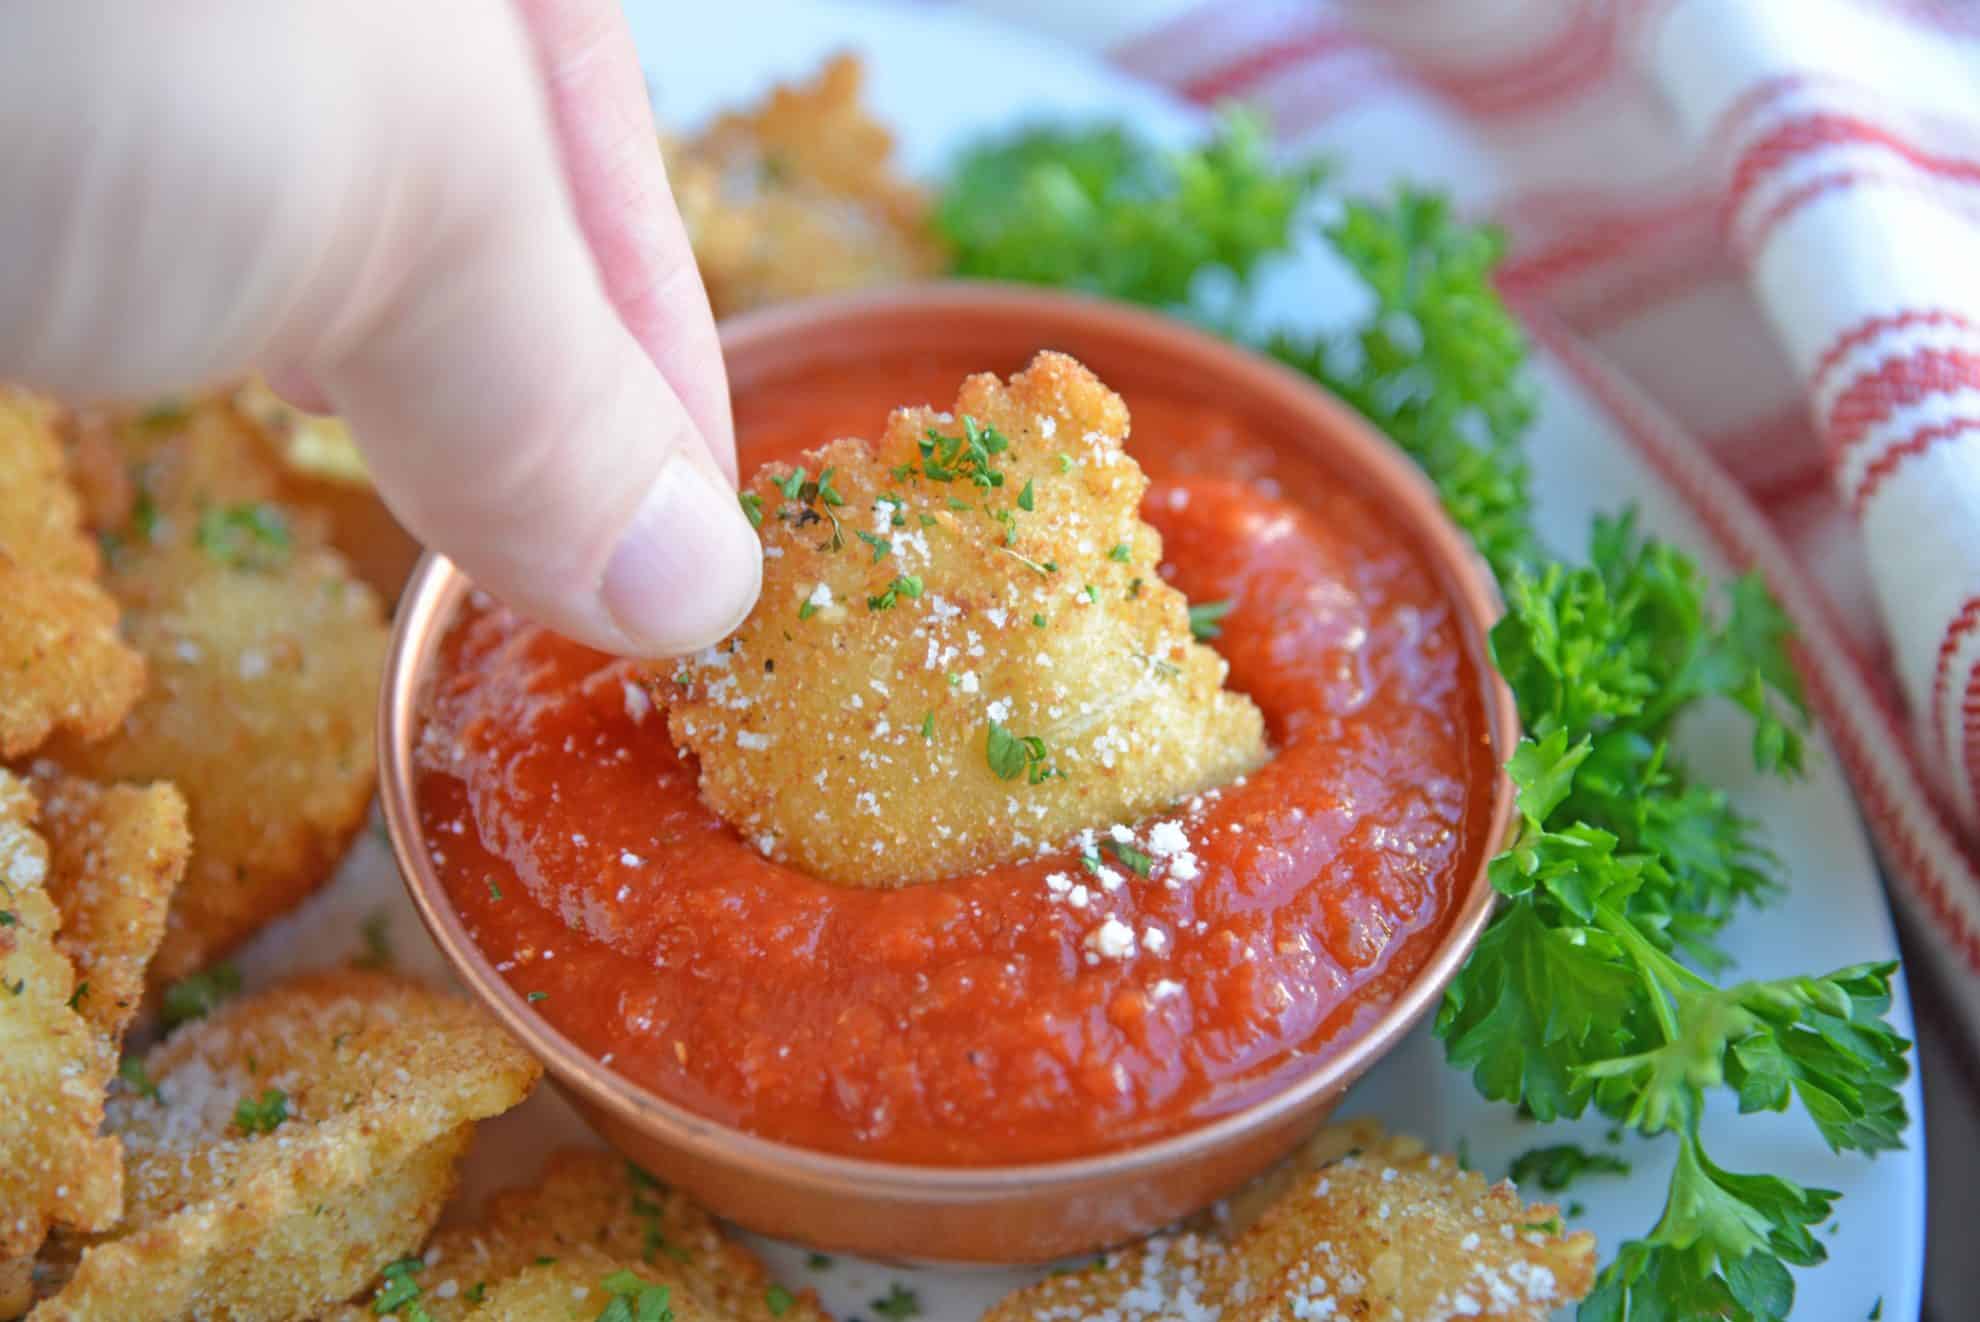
[
  {"left": 985, "top": 1121, "right": 1597, "bottom": 1322},
  {"left": 43, "top": 400, "right": 388, "bottom": 983},
  {"left": 663, "top": 352, "right": 1266, "bottom": 886},
  {"left": 666, "top": 53, "right": 943, "bottom": 316},
  {"left": 328, "top": 1149, "right": 827, "bottom": 1322},
  {"left": 26, "top": 769, "right": 189, "bottom": 1043},
  {"left": 31, "top": 970, "right": 540, "bottom": 1322},
  {"left": 0, "top": 772, "right": 122, "bottom": 1304},
  {"left": 0, "top": 391, "right": 145, "bottom": 758}
]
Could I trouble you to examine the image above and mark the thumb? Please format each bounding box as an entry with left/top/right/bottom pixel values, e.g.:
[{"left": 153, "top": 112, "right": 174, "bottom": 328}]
[{"left": 308, "top": 189, "right": 761, "bottom": 659}]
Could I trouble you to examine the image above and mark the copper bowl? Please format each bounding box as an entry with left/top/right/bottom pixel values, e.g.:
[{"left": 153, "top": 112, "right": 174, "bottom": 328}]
[{"left": 379, "top": 283, "right": 1517, "bottom": 1266}]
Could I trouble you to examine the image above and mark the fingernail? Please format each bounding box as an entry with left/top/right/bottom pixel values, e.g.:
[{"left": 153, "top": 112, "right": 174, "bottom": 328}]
[{"left": 600, "top": 456, "right": 761, "bottom": 656}]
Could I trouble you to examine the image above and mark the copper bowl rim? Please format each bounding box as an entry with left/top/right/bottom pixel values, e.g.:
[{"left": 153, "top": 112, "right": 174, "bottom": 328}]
[{"left": 379, "top": 281, "right": 1518, "bottom": 1202}]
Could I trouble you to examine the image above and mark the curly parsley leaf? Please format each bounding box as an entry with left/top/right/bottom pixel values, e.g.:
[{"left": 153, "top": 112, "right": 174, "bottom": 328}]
[
  {"left": 1264, "top": 190, "right": 1538, "bottom": 578},
  {"left": 935, "top": 125, "right": 1909, "bottom": 1322},
  {"left": 939, "top": 111, "right": 1324, "bottom": 313},
  {"left": 1510, "top": 1143, "right": 1631, "bottom": 1193}
]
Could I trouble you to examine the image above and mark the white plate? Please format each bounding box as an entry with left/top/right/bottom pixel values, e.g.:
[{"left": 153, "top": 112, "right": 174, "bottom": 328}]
[{"left": 235, "top": 2, "right": 1926, "bottom": 1317}]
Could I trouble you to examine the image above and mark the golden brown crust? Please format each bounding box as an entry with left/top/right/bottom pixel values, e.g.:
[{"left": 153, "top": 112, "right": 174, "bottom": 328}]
[
  {"left": 985, "top": 1121, "right": 1597, "bottom": 1322},
  {"left": 664, "top": 351, "right": 1266, "bottom": 886},
  {"left": 43, "top": 400, "right": 387, "bottom": 983},
  {"left": 32, "top": 970, "right": 539, "bottom": 1322},
  {"left": 666, "top": 53, "right": 943, "bottom": 317},
  {"left": 0, "top": 772, "right": 123, "bottom": 1273},
  {"left": 26, "top": 769, "right": 189, "bottom": 1044},
  {"left": 326, "top": 1149, "right": 827, "bottom": 1322},
  {"left": 0, "top": 391, "right": 145, "bottom": 758}
]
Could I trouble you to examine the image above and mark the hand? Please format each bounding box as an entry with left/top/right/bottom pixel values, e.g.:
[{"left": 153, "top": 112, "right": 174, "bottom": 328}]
[{"left": 0, "top": 0, "right": 761, "bottom": 657}]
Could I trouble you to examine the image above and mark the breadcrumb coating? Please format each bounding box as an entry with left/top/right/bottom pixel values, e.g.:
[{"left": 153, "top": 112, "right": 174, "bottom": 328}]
[
  {"left": 326, "top": 1149, "right": 827, "bottom": 1322},
  {"left": 987, "top": 1120, "right": 1596, "bottom": 1322},
  {"left": 32, "top": 970, "right": 539, "bottom": 1322},
  {"left": 665, "top": 53, "right": 943, "bottom": 317},
  {"left": 0, "top": 772, "right": 122, "bottom": 1292},
  {"left": 0, "top": 390, "right": 144, "bottom": 758},
  {"left": 662, "top": 352, "right": 1266, "bottom": 887}
]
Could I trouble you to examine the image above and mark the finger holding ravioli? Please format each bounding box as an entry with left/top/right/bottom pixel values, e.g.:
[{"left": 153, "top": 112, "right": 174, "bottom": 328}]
[{"left": 662, "top": 351, "right": 1267, "bottom": 887}]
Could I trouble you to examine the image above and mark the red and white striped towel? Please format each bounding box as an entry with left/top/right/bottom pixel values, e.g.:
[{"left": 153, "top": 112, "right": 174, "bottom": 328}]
[{"left": 962, "top": 0, "right": 1980, "bottom": 1047}]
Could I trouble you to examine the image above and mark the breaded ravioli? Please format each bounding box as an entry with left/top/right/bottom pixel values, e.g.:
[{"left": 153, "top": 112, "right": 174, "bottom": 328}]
[
  {"left": 0, "top": 390, "right": 145, "bottom": 758},
  {"left": 986, "top": 1120, "right": 1597, "bottom": 1322},
  {"left": 32, "top": 970, "right": 540, "bottom": 1322},
  {"left": 665, "top": 54, "right": 943, "bottom": 317},
  {"left": 44, "top": 400, "right": 388, "bottom": 983},
  {"left": 27, "top": 769, "right": 189, "bottom": 1043},
  {"left": 663, "top": 352, "right": 1267, "bottom": 886},
  {"left": 328, "top": 1149, "right": 827, "bottom": 1322},
  {"left": 0, "top": 772, "right": 122, "bottom": 1310}
]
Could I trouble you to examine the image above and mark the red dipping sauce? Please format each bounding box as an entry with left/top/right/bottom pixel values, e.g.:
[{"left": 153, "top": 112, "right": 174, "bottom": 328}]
[{"left": 413, "top": 362, "right": 1496, "bottom": 1166}]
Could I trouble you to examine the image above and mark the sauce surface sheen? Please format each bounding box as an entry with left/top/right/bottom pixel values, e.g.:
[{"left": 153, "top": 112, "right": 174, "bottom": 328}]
[{"left": 415, "top": 361, "right": 1494, "bottom": 1165}]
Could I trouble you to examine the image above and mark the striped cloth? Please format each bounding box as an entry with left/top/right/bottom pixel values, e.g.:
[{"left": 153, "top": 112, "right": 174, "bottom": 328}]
[{"left": 961, "top": 0, "right": 1980, "bottom": 1049}]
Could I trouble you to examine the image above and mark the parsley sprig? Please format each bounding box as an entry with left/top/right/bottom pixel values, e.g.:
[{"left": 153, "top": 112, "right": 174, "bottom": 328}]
[{"left": 937, "top": 123, "right": 1913, "bottom": 1321}]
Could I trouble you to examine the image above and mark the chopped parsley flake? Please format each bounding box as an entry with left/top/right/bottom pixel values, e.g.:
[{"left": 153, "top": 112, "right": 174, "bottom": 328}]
[
  {"left": 486, "top": 877, "right": 503, "bottom": 901},
  {"left": 1108, "top": 542, "right": 1131, "bottom": 562},
  {"left": 1032, "top": 613, "right": 1047, "bottom": 627},
  {"left": 234, "top": 1087, "right": 289, "bottom": 1135},
  {"left": 775, "top": 468, "right": 807, "bottom": 500},
  {"left": 856, "top": 530, "right": 892, "bottom": 562},
  {"left": 872, "top": 1283, "right": 921, "bottom": 1321},
  {"left": 739, "top": 491, "right": 765, "bottom": 528},
  {"left": 1508, "top": 1142, "right": 1631, "bottom": 1193},
  {"left": 66, "top": 981, "right": 87, "bottom": 1010},
  {"left": 867, "top": 575, "right": 923, "bottom": 611},
  {"left": 370, "top": 1256, "right": 430, "bottom": 1320},
  {"left": 119, "top": 1054, "right": 161, "bottom": 1102},
  {"left": 526, "top": 990, "right": 548, "bottom": 1003},
  {"left": 160, "top": 962, "right": 242, "bottom": 1027},
  {"left": 1056, "top": 454, "right": 1074, "bottom": 473},
  {"left": 1017, "top": 478, "right": 1036, "bottom": 511},
  {"left": 597, "top": 1271, "right": 674, "bottom": 1322},
  {"left": 985, "top": 721, "right": 1058, "bottom": 784},
  {"left": 807, "top": 1253, "right": 834, "bottom": 1270},
  {"left": 920, "top": 712, "right": 935, "bottom": 740},
  {"left": 814, "top": 466, "right": 846, "bottom": 507},
  {"left": 918, "top": 416, "right": 1009, "bottom": 488},
  {"left": 197, "top": 502, "right": 292, "bottom": 569},
  {"left": 1102, "top": 838, "right": 1153, "bottom": 877},
  {"left": 1187, "top": 599, "right": 1234, "bottom": 640},
  {"left": 797, "top": 599, "right": 820, "bottom": 621},
  {"left": 353, "top": 910, "right": 393, "bottom": 970},
  {"left": 765, "top": 1284, "right": 795, "bottom": 1316}
]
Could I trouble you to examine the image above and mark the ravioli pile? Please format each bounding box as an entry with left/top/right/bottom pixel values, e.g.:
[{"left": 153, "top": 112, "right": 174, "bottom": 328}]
[{"left": 0, "top": 390, "right": 550, "bottom": 1321}]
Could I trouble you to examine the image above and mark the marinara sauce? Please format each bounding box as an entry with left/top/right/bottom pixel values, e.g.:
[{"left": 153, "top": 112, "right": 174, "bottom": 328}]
[{"left": 414, "top": 359, "right": 1495, "bottom": 1165}]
